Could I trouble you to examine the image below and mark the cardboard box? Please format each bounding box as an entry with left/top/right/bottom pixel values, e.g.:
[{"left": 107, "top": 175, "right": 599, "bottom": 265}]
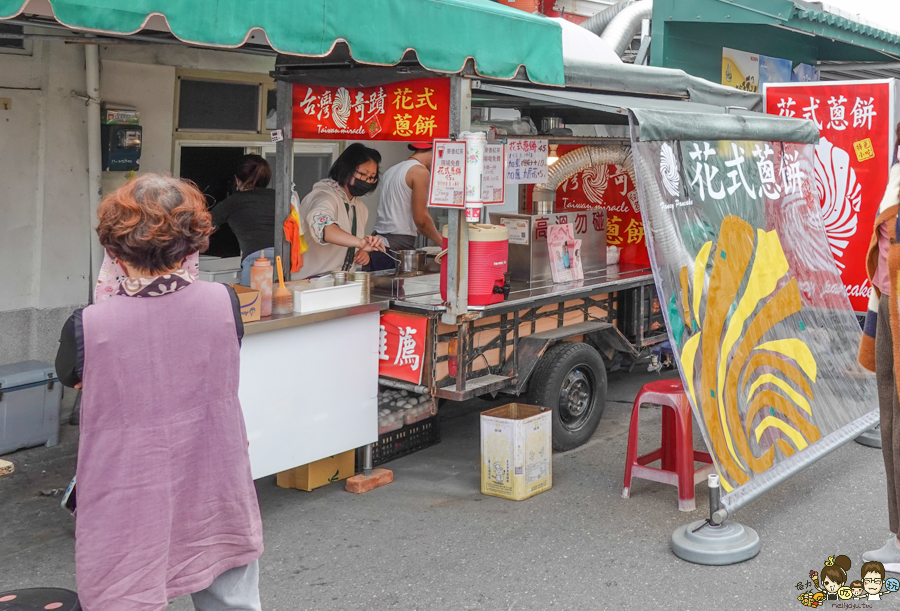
[
  {"left": 481, "top": 403, "right": 552, "bottom": 501},
  {"left": 229, "top": 284, "right": 261, "bottom": 323},
  {"left": 276, "top": 451, "right": 356, "bottom": 492}
]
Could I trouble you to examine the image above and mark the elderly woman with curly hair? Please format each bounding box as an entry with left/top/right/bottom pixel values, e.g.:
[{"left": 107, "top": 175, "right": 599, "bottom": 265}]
[{"left": 55, "top": 174, "right": 263, "bottom": 611}]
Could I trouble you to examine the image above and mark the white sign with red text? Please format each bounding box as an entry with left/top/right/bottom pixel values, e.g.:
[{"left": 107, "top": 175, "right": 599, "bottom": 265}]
[
  {"left": 481, "top": 143, "right": 506, "bottom": 204},
  {"left": 428, "top": 139, "right": 467, "bottom": 208}
]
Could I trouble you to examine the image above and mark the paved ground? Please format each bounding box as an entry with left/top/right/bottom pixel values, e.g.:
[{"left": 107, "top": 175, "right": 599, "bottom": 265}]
[{"left": 0, "top": 368, "right": 891, "bottom": 610}]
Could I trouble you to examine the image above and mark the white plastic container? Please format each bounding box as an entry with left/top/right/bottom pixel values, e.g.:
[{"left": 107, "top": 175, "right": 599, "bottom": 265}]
[
  {"left": 199, "top": 255, "right": 243, "bottom": 273},
  {"left": 198, "top": 269, "right": 241, "bottom": 284},
  {"left": 294, "top": 281, "right": 363, "bottom": 314},
  {"left": 309, "top": 276, "right": 335, "bottom": 289},
  {"left": 460, "top": 131, "right": 486, "bottom": 223}
]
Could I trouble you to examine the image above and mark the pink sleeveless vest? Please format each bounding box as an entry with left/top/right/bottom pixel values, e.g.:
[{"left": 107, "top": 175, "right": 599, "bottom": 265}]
[{"left": 76, "top": 281, "right": 263, "bottom": 611}]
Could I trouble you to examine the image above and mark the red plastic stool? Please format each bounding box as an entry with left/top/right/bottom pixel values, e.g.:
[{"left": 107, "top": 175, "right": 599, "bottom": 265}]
[{"left": 622, "top": 378, "right": 715, "bottom": 511}]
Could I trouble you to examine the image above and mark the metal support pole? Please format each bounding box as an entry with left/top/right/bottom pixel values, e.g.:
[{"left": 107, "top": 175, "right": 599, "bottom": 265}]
[
  {"left": 443, "top": 210, "right": 469, "bottom": 325},
  {"left": 274, "top": 80, "right": 294, "bottom": 280},
  {"left": 456, "top": 321, "right": 469, "bottom": 394},
  {"left": 442, "top": 75, "right": 472, "bottom": 326},
  {"left": 84, "top": 36, "right": 103, "bottom": 298},
  {"left": 363, "top": 444, "right": 374, "bottom": 477},
  {"left": 708, "top": 473, "right": 721, "bottom": 522}
]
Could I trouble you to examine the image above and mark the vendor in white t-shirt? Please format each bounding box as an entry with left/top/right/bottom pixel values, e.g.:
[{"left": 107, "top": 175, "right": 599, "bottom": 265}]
[{"left": 369, "top": 142, "right": 443, "bottom": 271}]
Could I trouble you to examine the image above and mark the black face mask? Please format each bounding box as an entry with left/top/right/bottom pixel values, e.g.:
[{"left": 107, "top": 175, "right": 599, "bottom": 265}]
[{"left": 348, "top": 177, "right": 378, "bottom": 197}]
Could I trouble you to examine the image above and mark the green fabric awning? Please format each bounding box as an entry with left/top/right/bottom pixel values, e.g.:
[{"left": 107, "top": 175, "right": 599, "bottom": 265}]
[{"left": 0, "top": 0, "right": 565, "bottom": 85}]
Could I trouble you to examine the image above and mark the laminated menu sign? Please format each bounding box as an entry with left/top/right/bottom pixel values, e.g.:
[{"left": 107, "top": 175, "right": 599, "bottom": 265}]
[
  {"left": 428, "top": 139, "right": 467, "bottom": 208},
  {"left": 481, "top": 143, "right": 506, "bottom": 204},
  {"left": 501, "top": 218, "right": 529, "bottom": 245},
  {"left": 292, "top": 77, "right": 450, "bottom": 141},
  {"left": 378, "top": 312, "right": 428, "bottom": 385},
  {"left": 506, "top": 139, "right": 549, "bottom": 184},
  {"left": 547, "top": 223, "right": 583, "bottom": 283}
]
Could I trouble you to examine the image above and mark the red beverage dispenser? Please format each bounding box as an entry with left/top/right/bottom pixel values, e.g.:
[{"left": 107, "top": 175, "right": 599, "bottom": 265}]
[{"left": 440, "top": 224, "right": 509, "bottom": 306}]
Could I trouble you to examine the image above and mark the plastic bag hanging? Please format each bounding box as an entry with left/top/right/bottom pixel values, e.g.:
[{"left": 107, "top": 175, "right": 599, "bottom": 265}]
[{"left": 283, "top": 182, "right": 308, "bottom": 273}]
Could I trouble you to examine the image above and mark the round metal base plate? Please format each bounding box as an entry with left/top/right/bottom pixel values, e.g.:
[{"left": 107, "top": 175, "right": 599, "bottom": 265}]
[
  {"left": 671, "top": 519, "right": 760, "bottom": 565},
  {"left": 856, "top": 425, "right": 882, "bottom": 449}
]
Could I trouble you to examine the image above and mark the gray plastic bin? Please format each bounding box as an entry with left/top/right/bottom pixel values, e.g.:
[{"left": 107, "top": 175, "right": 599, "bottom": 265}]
[{"left": 0, "top": 360, "right": 61, "bottom": 455}]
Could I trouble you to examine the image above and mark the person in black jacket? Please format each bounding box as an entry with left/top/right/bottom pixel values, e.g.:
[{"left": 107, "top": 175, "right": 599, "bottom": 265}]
[{"left": 210, "top": 154, "right": 276, "bottom": 285}]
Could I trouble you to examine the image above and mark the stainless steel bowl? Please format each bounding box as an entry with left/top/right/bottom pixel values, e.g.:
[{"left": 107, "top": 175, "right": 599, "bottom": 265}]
[
  {"left": 535, "top": 200, "right": 554, "bottom": 215},
  {"left": 541, "top": 116, "right": 564, "bottom": 133},
  {"left": 349, "top": 271, "right": 371, "bottom": 302},
  {"left": 396, "top": 249, "right": 426, "bottom": 274}
]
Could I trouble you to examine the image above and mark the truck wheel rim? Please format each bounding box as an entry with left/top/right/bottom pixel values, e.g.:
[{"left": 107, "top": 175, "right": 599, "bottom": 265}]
[{"left": 558, "top": 367, "right": 593, "bottom": 431}]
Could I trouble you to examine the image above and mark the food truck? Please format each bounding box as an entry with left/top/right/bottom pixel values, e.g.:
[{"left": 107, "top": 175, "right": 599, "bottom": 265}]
[
  {"left": 238, "top": 54, "right": 782, "bottom": 476},
  {"left": 0, "top": 0, "right": 790, "bottom": 481}
]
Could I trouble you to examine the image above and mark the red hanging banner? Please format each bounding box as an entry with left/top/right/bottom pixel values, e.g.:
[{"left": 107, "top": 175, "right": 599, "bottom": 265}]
[
  {"left": 378, "top": 312, "right": 429, "bottom": 385},
  {"left": 764, "top": 80, "right": 896, "bottom": 312},
  {"left": 292, "top": 78, "right": 451, "bottom": 142}
]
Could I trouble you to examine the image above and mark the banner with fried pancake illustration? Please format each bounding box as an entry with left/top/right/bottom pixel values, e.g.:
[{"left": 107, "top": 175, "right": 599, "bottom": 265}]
[{"left": 631, "top": 138, "right": 877, "bottom": 505}]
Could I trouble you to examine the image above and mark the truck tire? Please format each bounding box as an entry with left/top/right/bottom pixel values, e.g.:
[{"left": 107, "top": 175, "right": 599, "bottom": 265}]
[{"left": 527, "top": 342, "right": 607, "bottom": 451}]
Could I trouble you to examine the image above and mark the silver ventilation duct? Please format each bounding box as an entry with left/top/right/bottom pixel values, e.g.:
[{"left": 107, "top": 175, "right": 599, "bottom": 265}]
[
  {"left": 600, "top": 0, "right": 653, "bottom": 58},
  {"left": 580, "top": 0, "right": 633, "bottom": 37}
]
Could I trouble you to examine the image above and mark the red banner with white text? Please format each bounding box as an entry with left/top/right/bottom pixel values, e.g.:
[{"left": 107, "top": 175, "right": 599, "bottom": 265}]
[
  {"left": 378, "top": 312, "right": 429, "bottom": 385},
  {"left": 765, "top": 81, "right": 895, "bottom": 311},
  {"left": 292, "top": 78, "right": 451, "bottom": 142}
]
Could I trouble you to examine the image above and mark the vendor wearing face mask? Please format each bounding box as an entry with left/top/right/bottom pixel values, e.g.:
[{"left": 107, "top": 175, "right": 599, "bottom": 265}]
[{"left": 297, "top": 143, "right": 385, "bottom": 279}]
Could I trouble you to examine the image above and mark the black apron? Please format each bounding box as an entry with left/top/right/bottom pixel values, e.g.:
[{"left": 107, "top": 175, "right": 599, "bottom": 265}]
[{"left": 341, "top": 202, "right": 358, "bottom": 272}]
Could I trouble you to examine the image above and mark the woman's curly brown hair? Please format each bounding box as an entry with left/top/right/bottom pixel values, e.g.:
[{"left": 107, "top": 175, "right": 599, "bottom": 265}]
[{"left": 97, "top": 174, "right": 213, "bottom": 274}]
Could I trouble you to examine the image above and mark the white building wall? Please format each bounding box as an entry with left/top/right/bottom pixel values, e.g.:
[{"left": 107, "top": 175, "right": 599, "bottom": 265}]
[
  {"left": 0, "top": 38, "right": 463, "bottom": 367},
  {"left": 99, "top": 60, "right": 177, "bottom": 195},
  {"left": 0, "top": 39, "right": 94, "bottom": 367},
  {"left": 0, "top": 39, "right": 276, "bottom": 366}
]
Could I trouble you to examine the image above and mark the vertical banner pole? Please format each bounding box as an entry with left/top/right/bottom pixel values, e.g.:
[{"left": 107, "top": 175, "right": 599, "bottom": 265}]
[
  {"left": 444, "top": 76, "right": 472, "bottom": 326},
  {"left": 275, "top": 80, "right": 294, "bottom": 281}
]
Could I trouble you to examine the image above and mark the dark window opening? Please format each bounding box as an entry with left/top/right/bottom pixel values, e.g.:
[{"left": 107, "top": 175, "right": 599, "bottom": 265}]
[
  {"left": 178, "top": 78, "right": 260, "bottom": 132},
  {"left": 0, "top": 24, "right": 25, "bottom": 50}
]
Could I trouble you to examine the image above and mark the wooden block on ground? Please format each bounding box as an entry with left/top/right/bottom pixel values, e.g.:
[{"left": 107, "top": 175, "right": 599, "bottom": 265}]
[
  {"left": 0, "top": 459, "right": 13, "bottom": 476},
  {"left": 345, "top": 469, "right": 393, "bottom": 494}
]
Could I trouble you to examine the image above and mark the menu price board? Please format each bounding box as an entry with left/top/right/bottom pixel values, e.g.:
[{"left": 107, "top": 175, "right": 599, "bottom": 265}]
[
  {"left": 292, "top": 77, "right": 451, "bottom": 142},
  {"left": 428, "top": 139, "right": 467, "bottom": 208},
  {"left": 481, "top": 143, "right": 506, "bottom": 204},
  {"left": 506, "top": 139, "right": 549, "bottom": 184}
]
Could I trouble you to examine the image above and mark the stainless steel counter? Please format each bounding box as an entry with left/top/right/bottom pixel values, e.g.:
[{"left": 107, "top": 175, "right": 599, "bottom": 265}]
[
  {"left": 487, "top": 263, "right": 653, "bottom": 312},
  {"left": 243, "top": 298, "right": 390, "bottom": 335},
  {"left": 380, "top": 263, "right": 654, "bottom": 316}
]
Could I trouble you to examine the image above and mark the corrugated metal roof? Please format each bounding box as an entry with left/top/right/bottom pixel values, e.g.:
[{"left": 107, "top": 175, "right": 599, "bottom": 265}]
[
  {"left": 792, "top": 3, "right": 900, "bottom": 48},
  {"left": 818, "top": 61, "right": 900, "bottom": 81}
]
